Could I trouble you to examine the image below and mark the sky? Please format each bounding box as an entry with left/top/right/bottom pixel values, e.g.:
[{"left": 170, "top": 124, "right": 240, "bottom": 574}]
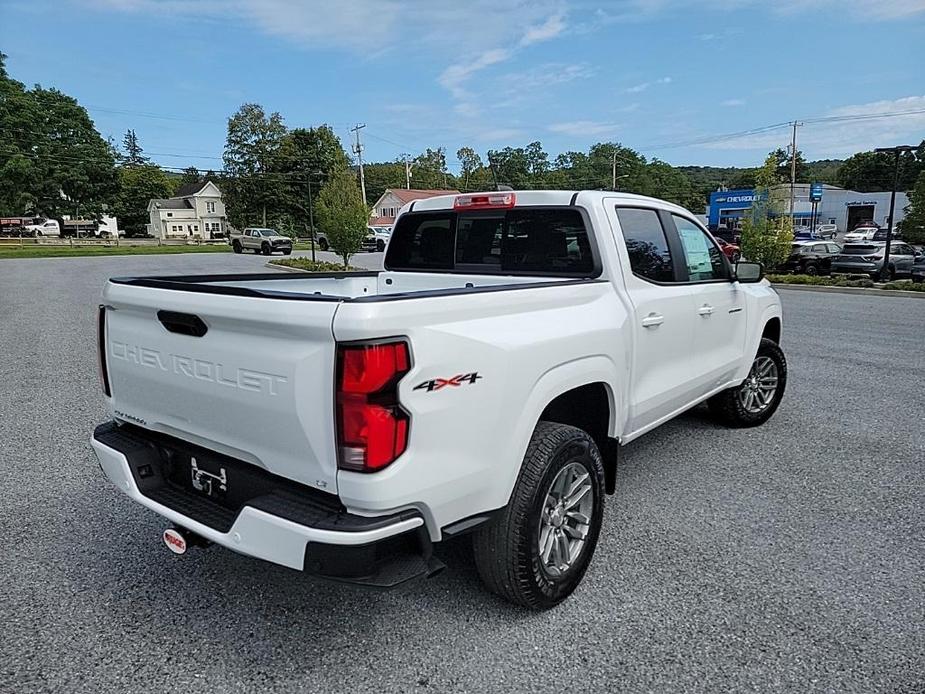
[{"left": 2, "top": 0, "right": 924, "bottom": 174}]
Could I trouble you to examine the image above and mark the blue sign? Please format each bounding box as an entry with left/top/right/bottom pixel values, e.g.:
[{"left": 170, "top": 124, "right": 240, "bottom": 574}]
[{"left": 810, "top": 182, "right": 824, "bottom": 202}]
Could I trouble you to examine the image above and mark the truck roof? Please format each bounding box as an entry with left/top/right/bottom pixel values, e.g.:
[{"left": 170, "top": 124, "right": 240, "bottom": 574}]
[{"left": 403, "top": 189, "right": 694, "bottom": 217}]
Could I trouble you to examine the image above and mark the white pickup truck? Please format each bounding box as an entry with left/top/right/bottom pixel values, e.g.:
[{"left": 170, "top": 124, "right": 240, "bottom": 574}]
[{"left": 91, "top": 190, "right": 785, "bottom": 609}]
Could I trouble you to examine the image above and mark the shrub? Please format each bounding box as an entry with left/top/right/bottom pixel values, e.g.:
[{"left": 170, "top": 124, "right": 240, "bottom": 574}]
[{"left": 269, "top": 258, "right": 358, "bottom": 272}]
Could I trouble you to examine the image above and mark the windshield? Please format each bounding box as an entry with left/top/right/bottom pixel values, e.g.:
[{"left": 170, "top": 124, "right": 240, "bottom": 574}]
[{"left": 257, "top": 229, "right": 277, "bottom": 236}]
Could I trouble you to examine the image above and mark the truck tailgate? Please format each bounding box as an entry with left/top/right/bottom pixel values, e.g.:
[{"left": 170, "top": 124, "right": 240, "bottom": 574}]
[{"left": 101, "top": 281, "right": 340, "bottom": 493}]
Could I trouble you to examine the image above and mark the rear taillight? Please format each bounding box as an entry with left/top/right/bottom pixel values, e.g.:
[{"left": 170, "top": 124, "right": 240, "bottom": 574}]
[
  {"left": 97, "top": 305, "right": 111, "bottom": 397},
  {"left": 453, "top": 192, "right": 515, "bottom": 210},
  {"left": 335, "top": 340, "right": 411, "bottom": 472}
]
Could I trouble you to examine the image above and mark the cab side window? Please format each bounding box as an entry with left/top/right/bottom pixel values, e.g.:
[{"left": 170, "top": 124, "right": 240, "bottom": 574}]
[
  {"left": 615, "top": 208, "right": 675, "bottom": 283},
  {"left": 673, "top": 215, "right": 728, "bottom": 282}
]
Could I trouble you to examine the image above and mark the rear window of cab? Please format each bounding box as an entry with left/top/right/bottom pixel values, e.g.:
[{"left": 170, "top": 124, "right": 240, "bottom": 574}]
[{"left": 384, "top": 207, "right": 598, "bottom": 277}]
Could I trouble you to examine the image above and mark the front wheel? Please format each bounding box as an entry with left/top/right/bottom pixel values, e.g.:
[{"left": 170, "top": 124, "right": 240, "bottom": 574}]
[
  {"left": 804, "top": 262, "right": 818, "bottom": 276},
  {"left": 708, "top": 338, "right": 787, "bottom": 427},
  {"left": 473, "top": 422, "right": 605, "bottom": 610},
  {"left": 282, "top": 249, "right": 291, "bottom": 255},
  {"left": 261, "top": 243, "right": 271, "bottom": 256}
]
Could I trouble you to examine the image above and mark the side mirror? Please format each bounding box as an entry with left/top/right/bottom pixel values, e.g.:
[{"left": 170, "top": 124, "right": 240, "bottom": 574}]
[{"left": 735, "top": 261, "right": 763, "bottom": 283}]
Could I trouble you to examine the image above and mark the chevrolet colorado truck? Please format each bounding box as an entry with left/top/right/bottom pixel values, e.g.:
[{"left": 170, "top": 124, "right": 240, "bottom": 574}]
[
  {"left": 230, "top": 227, "right": 293, "bottom": 255},
  {"left": 91, "top": 190, "right": 786, "bottom": 609}
]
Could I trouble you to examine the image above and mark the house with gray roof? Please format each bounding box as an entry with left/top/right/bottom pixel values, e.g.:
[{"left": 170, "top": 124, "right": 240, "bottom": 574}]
[{"left": 146, "top": 180, "right": 227, "bottom": 239}]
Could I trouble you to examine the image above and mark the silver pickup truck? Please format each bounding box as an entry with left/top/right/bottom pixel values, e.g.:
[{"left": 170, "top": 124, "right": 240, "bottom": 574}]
[{"left": 230, "top": 228, "right": 293, "bottom": 256}]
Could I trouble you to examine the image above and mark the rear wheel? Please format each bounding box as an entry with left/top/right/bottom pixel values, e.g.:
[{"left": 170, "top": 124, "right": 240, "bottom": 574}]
[
  {"left": 377, "top": 239, "right": 385, "bottom": 252},
  {"left": 473, "top": 422, "right": 604, "bottom": 610},
  {"left": 804, "top": 262, "right": 818, "bottom": 276},
  {"left": 318, "top": 238, "right": 329, "bottom": 251},
  {"left": 708, "top": 338, "right": 787, "bottom": 428},
  {"left": 232, "top": 240, "right": 242, "bottom": 254}
]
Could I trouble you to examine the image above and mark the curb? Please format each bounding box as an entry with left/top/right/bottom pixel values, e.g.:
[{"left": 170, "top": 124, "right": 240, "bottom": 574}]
[
  {"left": 265, "top": 261, "right": 310, "bottom": 273},
  {"left": 772, "top": 283, "right": 925, "bottom": 299}
]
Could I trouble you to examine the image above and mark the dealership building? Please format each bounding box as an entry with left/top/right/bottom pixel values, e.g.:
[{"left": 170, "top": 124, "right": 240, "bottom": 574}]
[{"left": 708, "top": 184, "right": 909, "bottom": 232}]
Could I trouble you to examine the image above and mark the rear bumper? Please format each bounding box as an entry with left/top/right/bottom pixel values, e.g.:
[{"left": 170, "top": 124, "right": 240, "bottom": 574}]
[{"left": 91, "top": 422, "right": 438, "bottom": 586}]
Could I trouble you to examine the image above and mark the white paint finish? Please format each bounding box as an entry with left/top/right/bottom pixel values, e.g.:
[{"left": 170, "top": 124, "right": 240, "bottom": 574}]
[
  {"left": 98, "top": 190, "right": 782, "bottom": 546},
  {"left": 91, "top": 437, "right": 423, "bottom": 571}
]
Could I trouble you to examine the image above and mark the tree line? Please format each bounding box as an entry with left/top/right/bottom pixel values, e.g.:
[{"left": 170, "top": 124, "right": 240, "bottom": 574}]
[{"left": 1, "top": 51, "right": 923, "bottom": 246}]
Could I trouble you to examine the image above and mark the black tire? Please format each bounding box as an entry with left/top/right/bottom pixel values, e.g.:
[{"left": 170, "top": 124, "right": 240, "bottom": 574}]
[
  {"left": 473, "top": 422, "right": 605, "bottom": 610},
  {"left": 282, "top": 249, "right": 291, "bottom": 255},
  {"left": 708, "top": 337, "right": 787, "bottom": 428},
  {"left": 232, "top": 241, "right": 242, "bottom": 254},
  {"left": 804, "top": 262, "right": 818, "bottom": 276},
  {"left": 377, "top": 239, "right": 385, "bottom": 252},
  {"left": 262, "top": 243, "right": 271, "bottom": 256},
  {"left": 318, "top": 238, "right": 329, "bottom": 251}
]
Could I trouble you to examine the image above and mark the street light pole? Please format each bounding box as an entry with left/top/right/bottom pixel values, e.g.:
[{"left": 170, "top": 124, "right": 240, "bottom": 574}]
[{"left": 873, "top": 145, "right": 914, "bottom": 281}]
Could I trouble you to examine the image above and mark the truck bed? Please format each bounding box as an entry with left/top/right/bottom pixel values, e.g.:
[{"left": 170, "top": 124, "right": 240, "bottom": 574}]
[{"left": 111, "top": 270, "right": 580, "bottom": 302}]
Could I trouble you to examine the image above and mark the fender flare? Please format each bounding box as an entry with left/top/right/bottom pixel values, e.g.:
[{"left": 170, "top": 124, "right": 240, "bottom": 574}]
[
  {"left": 737, "top": 304, "right": 783, "bottom": 380},
  {"left": 496, "top": 355, "right": 621, "bottom": 506}
]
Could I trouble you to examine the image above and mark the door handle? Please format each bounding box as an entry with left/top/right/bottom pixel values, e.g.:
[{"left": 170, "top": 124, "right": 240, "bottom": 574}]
[
  {"left": 697, "top": 304, "right": 715, "bottom": 316},
  {"left": 641, "top": 313, "right": 664, "bottom": 328}
]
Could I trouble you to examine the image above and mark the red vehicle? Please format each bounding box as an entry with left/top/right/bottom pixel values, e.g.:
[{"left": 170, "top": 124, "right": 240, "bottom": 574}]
[{"left": 717, "top": 238, "right": 741, "bottom": 263}]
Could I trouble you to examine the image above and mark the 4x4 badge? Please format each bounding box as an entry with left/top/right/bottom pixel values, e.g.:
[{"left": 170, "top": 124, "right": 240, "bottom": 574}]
[{"left": 414, "top": 372, "right": 482, "bottom": 393}]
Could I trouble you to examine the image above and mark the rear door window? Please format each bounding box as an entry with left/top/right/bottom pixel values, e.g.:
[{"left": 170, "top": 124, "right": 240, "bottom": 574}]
[{"left": 615, "top": 208, "right": 675, "bottom": 283}]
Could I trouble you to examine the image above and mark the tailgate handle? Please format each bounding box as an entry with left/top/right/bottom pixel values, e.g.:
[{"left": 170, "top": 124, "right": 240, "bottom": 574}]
[{"left": 157, "top": 310, "right": 208, "bottom": 337}]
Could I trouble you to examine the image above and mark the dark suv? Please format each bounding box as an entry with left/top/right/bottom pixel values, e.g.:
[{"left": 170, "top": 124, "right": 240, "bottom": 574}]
[
  {"left": 831, "top": 242, "right": 918, "bottom": 280},
  {"left": 778, "top": 241, "right": 841, "bottom": 275}
]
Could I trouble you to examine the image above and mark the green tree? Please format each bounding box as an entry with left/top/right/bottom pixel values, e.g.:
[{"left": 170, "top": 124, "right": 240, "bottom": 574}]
[
  {"left": 412, "top": 147, "right": 451, "bottom": 189},
  {"left": 223, "top": 103, "right": 287, "bottom": 228},
  {"left": 179, "top": 166, "right": 201, "bottom": 187},
  {"left": 770, "top": 147, "right": 808, "bottom": 183},
  {"left": 120, "top": 129, "right": 149, "bottom": 166},
  {"left": 456, "top": 147, "right": 482, "bottom": 189},
  {"left": 315, "top": 168, "right": 368, "bottom": 268},
  {"left": 739, "top": 154, "right": 793, "bottom": 268},
  {"left": 363, "top": 161, "right": 406, "bottom": 202},
  {"left": 0, "top": 53, "right": 118, "bottom": 218},
  {"left": 898, "top": 170, "right": 925, "bottom": 244},
  {"left": 113, "top": 164, "right": 175, "bottom": 235},
  {"left": 837, "top": 144, "right": 923, "bottom": 193},
  {"left": 274, "top": 125, "right": 350, "bottom": 238}
]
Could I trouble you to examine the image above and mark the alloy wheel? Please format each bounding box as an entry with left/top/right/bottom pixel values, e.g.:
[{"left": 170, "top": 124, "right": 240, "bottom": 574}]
[
  {"left": 737, "top": 355, "right": 779, "bottom": 414},
  {"left": 537, "top": 461, "right": 594, "bottom": 578}
]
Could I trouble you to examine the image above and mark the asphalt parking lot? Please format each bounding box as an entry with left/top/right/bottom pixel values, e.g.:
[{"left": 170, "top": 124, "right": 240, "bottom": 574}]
[{"left": 1, "top": 253, "right": 923, "bottom": 693}]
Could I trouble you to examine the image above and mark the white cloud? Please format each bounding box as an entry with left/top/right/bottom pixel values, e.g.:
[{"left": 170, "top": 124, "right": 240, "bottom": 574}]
[
  {"left": 722, "top": 99, "right": 746, "bottom": 107},
  {"left": 549, "top": 120, "right": 622, "bottom": 136},
  {"left": 625, "top": 77, "right": 672, "bottom": 93},
  {"left": 520, "top": 13, "right": 567, "bottom": 46},
  {"left": 707, "top": 95, "right": 925, "bottom": 156},
  {"left": 439, "top": 49, "right": 512, "bottom": 100}
]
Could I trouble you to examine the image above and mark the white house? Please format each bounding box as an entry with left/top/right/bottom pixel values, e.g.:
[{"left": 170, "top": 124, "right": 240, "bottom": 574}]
[
  {"left": 369, "top": 188, "right": 460, "bottom": 227},
  {"left": 147, "top": 180, "right": 227, "bottom": 239}
]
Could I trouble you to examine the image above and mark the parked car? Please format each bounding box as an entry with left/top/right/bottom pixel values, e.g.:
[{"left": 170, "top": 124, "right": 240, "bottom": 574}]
[
  {"left": 912, "top": 255, "right": 925, "bottom": 283},
  {"left": 24, "top": 218, "right": 61, "bottom": 237},
  {"left": 830, "top": 241, "right": 918, "bottom": 280},
  {"left": 91, "top": 189, "right": 785, "bottom": 610},
  {"left": 717, "top": 238, "right": 741, "bottom": 262},
  {"left": 229, "top": 227, "right": 292, "bottom": 255},
  {"left": 870, "top": 228, "right": 903, "bottom": 241},
  {"left": 815, "top": 224, "right": 838, "bottom": 240},
  {"left": 778, "top": 241, "right": 842, "bottom": 275},
  {"left": 371, "top": 226, "right": 392, "bottom": 252},
  {"left": 844, "top": 226, "right": 880, "bottom": 242},
  {"left": 793, "top": 228, "right": 823, "bottom": 241}
]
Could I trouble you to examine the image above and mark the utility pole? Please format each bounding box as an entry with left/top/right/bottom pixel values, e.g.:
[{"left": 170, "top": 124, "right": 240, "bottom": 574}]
[
  {"left": 873, "top": 144, "right": 915, "bottom": 281},
  {"left": 350, "top": 123, "right": 367, "bottom": 204},
  {"left": 788, "top": 121, "right": 802, "bottom": 220},
  {"left": 612, "top": 151, "right": 618, "bottom": 191},
  {"left": 306, "top": 170, "right": 321, "bottom": 262},
  {"left": 401, "top": 154, "right": 414, "bottom": 189}
]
